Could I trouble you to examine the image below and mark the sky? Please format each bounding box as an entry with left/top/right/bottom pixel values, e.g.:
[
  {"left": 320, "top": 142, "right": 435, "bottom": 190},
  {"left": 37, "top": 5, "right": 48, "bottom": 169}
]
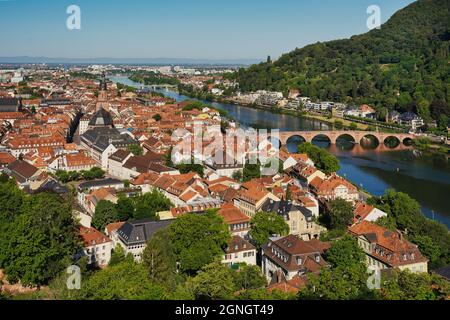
[{"left": 0, "top": 0, "right": 415, "bottom": 62}]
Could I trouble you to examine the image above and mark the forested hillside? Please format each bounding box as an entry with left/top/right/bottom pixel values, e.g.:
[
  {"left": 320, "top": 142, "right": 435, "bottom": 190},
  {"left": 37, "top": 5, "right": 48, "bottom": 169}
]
[{"left": 234, "top": 0, "right": 450, "bottom": 123}]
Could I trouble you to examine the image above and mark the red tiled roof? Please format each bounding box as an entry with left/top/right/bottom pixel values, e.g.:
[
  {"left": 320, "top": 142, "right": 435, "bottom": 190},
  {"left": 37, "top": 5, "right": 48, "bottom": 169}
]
[
  {"left": 79, "top": 226, "right": 111, "bottom": 247},
  {"left": 105, "top": 221, "right": 125, "bottom": 236},
  {"left": 218, "top": 203, "right": 250, "bottom": 225},
  {"left": 348, "top": 221, "right": 428, "bottom": 267}
]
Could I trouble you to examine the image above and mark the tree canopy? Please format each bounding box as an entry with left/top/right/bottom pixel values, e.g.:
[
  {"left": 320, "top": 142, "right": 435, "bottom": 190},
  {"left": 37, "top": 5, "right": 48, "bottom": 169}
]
[
  {"left": 168, "top": 210, "right": 230, "bottom": 274},
  {"left": 371, "top": 189, "right": 450, "bottom": 268},
  {"left": 297, "top": 143, "right": 340, "bottom": 175},
  {"left": 233, "top": 0, "right": 450, "bottom": 122},
  {"left": 249, "top": 211, "right": 289, "bottom": 248},
  {"left": 0, "top": 181, "right": 80, "bottom": 286}
]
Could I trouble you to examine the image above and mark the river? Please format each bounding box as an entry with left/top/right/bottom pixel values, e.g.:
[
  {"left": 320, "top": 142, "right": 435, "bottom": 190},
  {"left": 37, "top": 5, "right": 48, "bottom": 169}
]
[{"left": 110, "top": 76, "right": 450, "bottom": 228}]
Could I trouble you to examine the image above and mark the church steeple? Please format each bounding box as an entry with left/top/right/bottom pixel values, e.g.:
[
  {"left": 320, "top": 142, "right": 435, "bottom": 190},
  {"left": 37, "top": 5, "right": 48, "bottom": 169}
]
[
  {"left": 99, "top": 72, "right": 107, "bottom": 91},
  {"left": 96, "top": 72, "right": 109, "bottom": 111}
]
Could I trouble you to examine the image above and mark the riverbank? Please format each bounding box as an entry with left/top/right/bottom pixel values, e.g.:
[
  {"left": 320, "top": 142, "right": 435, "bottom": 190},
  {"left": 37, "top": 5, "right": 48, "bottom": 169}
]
[{"left": 110, "top": 76, "right": 450, "bottom": 227}]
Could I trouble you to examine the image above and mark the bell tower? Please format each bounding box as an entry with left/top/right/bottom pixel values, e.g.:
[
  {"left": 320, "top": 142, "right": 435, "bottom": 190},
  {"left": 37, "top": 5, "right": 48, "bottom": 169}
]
[{"left": 96, "top": 72, "right": 109, "bottom": 111}]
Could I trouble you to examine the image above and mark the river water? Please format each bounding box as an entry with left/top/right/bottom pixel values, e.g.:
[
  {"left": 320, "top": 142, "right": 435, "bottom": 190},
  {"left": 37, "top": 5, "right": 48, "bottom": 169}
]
[{"left": 110, "top": 76, "right": 450, "bottom": 228}]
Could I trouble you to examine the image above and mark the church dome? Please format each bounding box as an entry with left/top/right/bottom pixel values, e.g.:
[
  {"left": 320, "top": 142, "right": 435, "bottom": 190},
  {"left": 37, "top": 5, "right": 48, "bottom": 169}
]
[{"left": 88, "top": 107, "right": 113, "bottom": 127}]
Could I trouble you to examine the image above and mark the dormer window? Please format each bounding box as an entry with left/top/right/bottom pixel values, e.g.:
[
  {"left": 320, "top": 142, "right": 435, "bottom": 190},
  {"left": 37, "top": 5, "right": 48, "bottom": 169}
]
[
  {"left": 296, "top": 257, "right": 302, "bottom": 265},
  {"left": 315, "top": 255, "right": 320, "bottom": 263}
]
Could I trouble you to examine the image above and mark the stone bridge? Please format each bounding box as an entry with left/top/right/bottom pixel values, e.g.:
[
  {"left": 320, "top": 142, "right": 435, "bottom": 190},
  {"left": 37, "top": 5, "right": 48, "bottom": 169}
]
[{"left": 276, "top": 131, "right": 415, "bottom": 146}]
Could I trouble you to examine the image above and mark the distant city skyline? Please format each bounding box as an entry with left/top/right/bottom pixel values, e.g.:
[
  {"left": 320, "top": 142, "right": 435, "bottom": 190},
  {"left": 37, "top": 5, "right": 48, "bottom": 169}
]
[{"left": 0, "top": 0, "right": 415, "bottom": 62}]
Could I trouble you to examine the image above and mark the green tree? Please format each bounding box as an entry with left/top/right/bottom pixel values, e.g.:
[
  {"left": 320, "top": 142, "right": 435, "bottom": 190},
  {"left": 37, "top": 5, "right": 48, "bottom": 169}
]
[
  {"left": 78, "top": 259, "right": 165, "bottom": 300},
  {"left": 142, "top": 228, "right": 178, "bottom": 288},
  {"left": 89, "top": 167, "right": 105, "bottom": 179},
  {"left": 92, "top": 200, "right": 119, "bottom": 231},
  {"left": 232, "top": 170, "right": 243, "bottom": 181},
  {"left": 349, "top": 122, "right": 358, "bottom": 130},
  {"left": 371, "top": 190, "right": 450, "bottom": 268},
  {"left": 176, "top": 162, "right": 204, "bottom": 177},
  {"left": 152, "top": 113, "right": 162, "bottom": 121},
  {"left": 249, "top": 212, "right": 289, "bottom": 248},
  {"left": 243, "top": 162, "right": 261, "bottom": 181},
  {"left": 298, "top": 143, "right": 340, "bottom": 174},
  {"left": 169, "top": 210, "right": 230, "bottom": 274},
  {"left": 377, "top": 270, "right": 449, "bottom": 300},
  {"left": 133, "top": 189, "right": 172, "bottom": 220},
  {"left": 190, "top": 260, "right": 235, "bottom": 300},
  {"left": 300, "top": 235, "right": 370, "bottom": 300},
  {"left": 232, "top": 264, "right": 267, "bottom": 291},
  {"left": 325, "top": 235, "right": 365, "bottom": 269},
  {"left": 115, "top": 195, "right": 134, "bottom": 221},
  {"left": 127, "top": 144, "right": 144, "bottom": 156},
  {"left": 326, "top": 198, "right": 354, "bottom": 230},
  {"left": 109, "top": 244, "right": 133, "bottom": 266},
  {"left": 1, "top": 192, "right": 80, "bottom": 286},
  {"left": 333, "top": 119, "right": 344, "bottom": 130}
]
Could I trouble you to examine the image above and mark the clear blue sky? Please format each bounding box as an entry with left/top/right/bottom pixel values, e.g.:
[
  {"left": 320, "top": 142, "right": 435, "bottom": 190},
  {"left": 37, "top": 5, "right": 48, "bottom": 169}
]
[{"left": 0, "top": 0, "right": 415, "bottom": 61}]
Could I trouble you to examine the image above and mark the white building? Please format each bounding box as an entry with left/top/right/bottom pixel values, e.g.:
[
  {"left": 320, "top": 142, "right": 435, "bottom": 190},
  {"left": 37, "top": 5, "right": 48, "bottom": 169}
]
[
  {"left": 79, "top": 226, "right": 113, "bottom": 267},
  {"left": 222, "top": 235, "right": 257, "bottom": 267},
  {"left": 115, "top": 219, "right": 175, "bottom": 262}
]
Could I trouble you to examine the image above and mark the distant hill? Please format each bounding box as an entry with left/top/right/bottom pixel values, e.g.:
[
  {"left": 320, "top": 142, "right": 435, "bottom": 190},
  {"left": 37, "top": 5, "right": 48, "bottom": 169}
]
[{"left": 234, "top": 0, "right": 450, "bottom": 123}]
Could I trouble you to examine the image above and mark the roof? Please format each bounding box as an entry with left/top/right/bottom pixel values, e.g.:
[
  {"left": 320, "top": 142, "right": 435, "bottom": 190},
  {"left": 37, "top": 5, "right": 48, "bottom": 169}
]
[
  {"left": 434, "top": 266, "right": 450, "bottom": 281},
  {"left": 399, "top": 112, "right": 421, "bottom": 121},
  {"left": 79, "top": 226, "right": 111, "bottom": 247},
  {"left": 218, "top": 203, "right": 250, "bottom": 225},
  {"left": 267, "top": 274, "right": 308, "bottom": 293},
  {"left": 353, "top": 202, "right": 375, "bottom": 222},
  {"left": 225, "top": 235, "right": 255, "bottom": 254},
  {"left": 81, "top": 127, "right": 137, "bottom": 153},
  {"left": 117, "top": 218, "right": 174, "bottom": 245},
  {"left": 348, "top": 221, "right": 428, "bottom": 267},
  {"left": 34, "top": 179, "right": 68, "bottom": 195},
  {"left": 0, "top": 152, "right": 16, "bottom": 166},
  {"left": 263, "top": 235, "right": 330, "bottom": 272},
  {"left": 109, "top": 149, "right": 131, "bottom": 162},
  {"left": 88, "top": 107, "right": 113, "bottom": 126},
  {"left": 77, "top": 178, "right": 123, "bottom": 191},
  {"left": 0, "top": 98, "right": 19, "bottom": 106},
  {"left": 239, "top": 181, "right": 269, "bottom": 205},
  {"left": 7, "top": 160, "right": 38, "bottom": 183},
  {"left": 105, "top": 221, "right": 126, "bottom": 236},
  {"left": 261, "top": 199, "right": 313, "bottom": 221},
  {"left": 311, "top": 174, "right": 357, "bottom": 195}
]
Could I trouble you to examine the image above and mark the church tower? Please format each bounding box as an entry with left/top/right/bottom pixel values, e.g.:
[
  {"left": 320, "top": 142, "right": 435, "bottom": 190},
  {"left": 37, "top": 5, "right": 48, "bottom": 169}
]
[{"left": 96, "top": 72, "right": 110, "bottom": 111}]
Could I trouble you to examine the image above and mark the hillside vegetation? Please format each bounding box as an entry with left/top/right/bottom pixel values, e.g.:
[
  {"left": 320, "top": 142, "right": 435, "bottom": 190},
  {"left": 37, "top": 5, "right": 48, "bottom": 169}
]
[{"left": 234, "top": 0, "right": 450, "bottom": 123}]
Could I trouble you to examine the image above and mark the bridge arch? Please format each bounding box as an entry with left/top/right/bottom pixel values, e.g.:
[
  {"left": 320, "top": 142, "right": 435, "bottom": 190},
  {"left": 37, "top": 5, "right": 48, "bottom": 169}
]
[
  {"left": 360, "top": 134, "right": 380, "bottom": 149},
  {"left": 286, "top": 135, "right": 307, "bottom": 153},
  {"left": 383, "top": 136, "right": 401, "bottom": 149},
  {"left": 403, "top": 137, "right": 414, "bottom": 146},
  {"left": 336, "top": 133, "right": 356, "bottom": 149},
  {"left": 312, "top": 134, "right": 332, "bottom": 147}
]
